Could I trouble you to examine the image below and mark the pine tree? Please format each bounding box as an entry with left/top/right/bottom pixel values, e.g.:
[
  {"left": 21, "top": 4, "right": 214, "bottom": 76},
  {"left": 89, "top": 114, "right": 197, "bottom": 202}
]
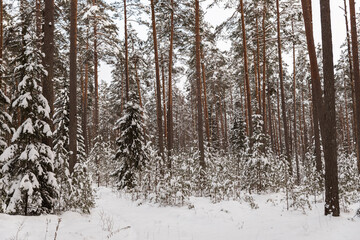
[
  {"left": 0, "top": 23, "right": 57, "bottom": 215},
  {"left": 112, "top": 92, "right": 149, "bottom": 189}
]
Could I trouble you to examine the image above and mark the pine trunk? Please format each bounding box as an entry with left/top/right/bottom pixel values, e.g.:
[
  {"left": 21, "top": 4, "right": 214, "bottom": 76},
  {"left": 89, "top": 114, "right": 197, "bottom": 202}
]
[
  {"left": 69, "top": 0, "right": 78, "bottom": 173},
  {"left": 93, "top": 0, "right": 99, "bottom": 138},
  {"left": 42, "top": 0, "right": 55, "bottom": 147},
  {"left": 276, "top": 0, "right": 291, "bottom": 171},
  {"left": 301, "top": 0, "right": 323, "bottom": 172},
  {"left": 349, "top": 0, "right": 360, "bottom": 174},
  {"left": 195, "top": 0, "right": 205, "bottom": 169},
  {"left": 167, "top": 0, "right": 174, "bottom": 167},
  {"left": 319, "top": 0, "right": 340, "bottom": 216},
  {"left": 124, "top": 0, "right": 129, "bottom": 101},
  {"left": 240, "top": 0, "right": 253, "bottom": 139},
  {"left": 151, "top": 0, "right": 165, "bottom": 162}
]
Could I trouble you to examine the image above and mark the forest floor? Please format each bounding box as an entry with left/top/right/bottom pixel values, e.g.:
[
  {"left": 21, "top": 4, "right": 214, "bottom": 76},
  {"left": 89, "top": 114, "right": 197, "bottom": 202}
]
[{"left": 0, "top": 187, "right": 359, "bottom": 240}]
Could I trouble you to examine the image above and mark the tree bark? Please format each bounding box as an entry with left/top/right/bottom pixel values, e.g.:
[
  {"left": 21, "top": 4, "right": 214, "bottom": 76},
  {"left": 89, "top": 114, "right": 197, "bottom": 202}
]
[
  {"left": 240, "top": 0, "right": 253, "bottom": 139},
  {"left": 301, "top": 0, "right": 322, "bottom": 172},
  {"left": 276, "top": 0, "right": 291, "bottom": 171},
  {"left": 161, "top": 54, "right": 167, "bottom": 142},
  {"left": 42, "top": 0, "right": 55, "bottom": 148},
  {"left": 319, "top": 0, "right": 340, "bottom": 216},
  {"left": 349, "top": 0, "right": 360, "bottom": 174},
  {"left": 82, "top": 38, "right": 89, "bottom": 154},
  {"left": 124, "top": 0, "right": 129, "bottom": 101},
  {"left": 292, "top": 20, "right": 299, "bottom": 184},
  {"left": 167, "top": 0, "right": 174, "bottom": 167},
  {"left": 262, "top": 0, "right": 267, "bottom": 131},
  {"left": 69, "top": 0, "right": 78, "bottom": 173},
  {"left": 343, "top": 0, "right": 354, "bottom": 153},
  {"left": 151, "top": 0, "right": 165, "bottom": 162},
  {"left": 195, "top": 0, "right": 205, "bottom": 169},
  {"left": 201, "top": 48, "right": 210, "bottom": 143},
  {"left": 93, "top": 0, "right": 99, "bottom": 139}
]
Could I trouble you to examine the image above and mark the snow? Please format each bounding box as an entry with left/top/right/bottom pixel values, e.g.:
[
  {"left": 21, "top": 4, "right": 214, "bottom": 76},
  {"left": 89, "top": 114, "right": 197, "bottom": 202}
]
[{"left": 0, "top": 187, "right": 359, "bottom": 240}]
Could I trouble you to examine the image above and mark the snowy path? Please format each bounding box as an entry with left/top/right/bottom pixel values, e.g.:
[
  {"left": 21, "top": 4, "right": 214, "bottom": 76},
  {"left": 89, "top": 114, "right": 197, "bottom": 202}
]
[{"left": 0, "top": 187, "right": 359, "bottom": 240}]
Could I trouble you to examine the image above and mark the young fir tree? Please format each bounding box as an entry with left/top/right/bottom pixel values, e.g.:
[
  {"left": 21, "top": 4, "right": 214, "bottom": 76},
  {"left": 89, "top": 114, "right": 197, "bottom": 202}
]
[
  {"left": 112, "top": 92, "right": 149, "bottom": 189},
  {"left": 70, "top": 122, "right": 94, "bottom": 214},
  {"left": 243, "top": 114, "right": 272, "bottom": 193},
  {"left": 53, "top": 78, "right": 72, "bottom": 212},
  {"left": 0, "top": 25, "right": 57, "bottom": 215}
]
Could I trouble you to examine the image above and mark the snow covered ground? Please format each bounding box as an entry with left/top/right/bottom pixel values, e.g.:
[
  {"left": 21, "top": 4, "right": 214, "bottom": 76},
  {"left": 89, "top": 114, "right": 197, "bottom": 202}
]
[{"left": 0, "top": 187, "right": 359, "bottom": 240}]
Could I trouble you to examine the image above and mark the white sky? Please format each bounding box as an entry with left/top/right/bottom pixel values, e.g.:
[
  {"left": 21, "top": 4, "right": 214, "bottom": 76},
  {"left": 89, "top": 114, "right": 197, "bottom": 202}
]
[{"left": 99, "top": 0, "right": 360, "bottom": 84}]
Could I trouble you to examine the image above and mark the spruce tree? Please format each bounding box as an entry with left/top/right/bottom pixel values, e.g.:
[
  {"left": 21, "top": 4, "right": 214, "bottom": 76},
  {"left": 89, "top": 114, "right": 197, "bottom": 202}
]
[
  {"left": 0, "top": 24, "right": 57, "bottom": 215},
  {"left": 113, "top": 92, "right": 149, "bottom": 189},
  {"left": 53, "top": 79, "right": 72, "bottom": 212}
]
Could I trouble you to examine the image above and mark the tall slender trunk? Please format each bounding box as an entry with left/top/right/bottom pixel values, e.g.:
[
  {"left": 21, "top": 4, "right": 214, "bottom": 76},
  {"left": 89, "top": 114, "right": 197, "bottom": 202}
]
[
  {"left": 276, "top": 0, "right": 291, "bottom": 171},
  {"left": 69, "top": 0, "right": 78, "bottom": 173},
  {"left": 301, "top": 0, "right": 322, "bottom": 172},
  {"left": 43, "top": 0, "right": 55, "bottom": 147},
  {"left": 82, "top": 37, "right": 89, "bottom": 154},
  {"left": 343, "top": 0, "right": 353, "bottom": 153},
  {"left": 201, "top": 48, "right": 210, "bottom": 142},
  {"left": 256, "top": 16, "right": 261, "bottom": 115},
  {"left": 349, "top": 0, "right": 360, "bottom": 174},
  {"left": 344, "top": 0, "right": 357, "bottom": 148},
  {"left": 262, "top": 0, "right": 267, "bottom": 132},
  {"left": 277, "top": 77, "right": 282, "bottom": 153},
  {"left": 240, "top": 0, "right": 253, "bottom": 139},
  {"left": 124, "top": 0, "right": 129, "bottom": 101},
  {"left": 344, "top": 77, "right": 352, "bottom": 152},
  {"left": 93, "top": 0, "right": 99, "bottom": 139},
  {"left": 292, "top": 20, "right": 299, "bottom": 184},
  {"left": 195, "top": 0, "right": 205, "bottom": 169},
  {"left": 151, "top": 0, "right": 165, "bottom": 162},
  {"left": 320, "top": 0, "right": 340, "bottom": 216},
  {"left": 161, "top": 54, "right": 167, "bottom": 142},
  {"left": 167, "top": 0, "right": 174, "bottom": 167}
]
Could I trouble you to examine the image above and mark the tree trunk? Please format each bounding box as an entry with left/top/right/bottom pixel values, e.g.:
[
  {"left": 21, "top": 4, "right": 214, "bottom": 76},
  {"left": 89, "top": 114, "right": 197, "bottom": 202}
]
[
  {"left": 82, "top": 37, "right": 89, "bottom": 154},
  {"left": 349, "top": 0, "right": 360, "bottom": 174},
  {"left": 201, "top": 48, "right": 211, "bottom": 143},
  {"left": 93, "top": 0, "right": 99, "bottom": 139},
  {"left": 256, "top": 16, "right": 261, "bottom": 115},
  {"left": 276, "top": 0, "right": 291, "bottom": 171},
  {"left": 276, "top": 77, "right": 282, "bottom": 153},
  {"left": 319, "top": 0, "right": 340, "bottom": 216},
  {"left": 151, "top": 0, "right": 165, "bottom": 162},
  {"left": 292, "top": 20, "right": 299, "bottom": 184},
  {"left": 124, "top": 0, "right": 129, "bottom": 101},
  {"left": 301, "top": 0, "right": 323, "bottom": 172},
  {"left": 344, "top": 0, "right": 357, "bottom": 149},
  {"left": 240, "top": 0, "right": 253, "bottom": 139},
  {"left": 161, "top": 54, "right": 167, "bottom": 142},
  {"left": 167, "top": 0, "right": 174, "bottom": 167},
  {"left": 262, "top": 0, "right": 267, "bottom": 133},
  {"left": 69, "top": 0, "right": 78, "bottom": 173},
  {"left": 195, "top": 0, "right": 205, "bottom": 169},
  {"left": 42, "top": 0, "right": 55, "bottom": 147}
]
